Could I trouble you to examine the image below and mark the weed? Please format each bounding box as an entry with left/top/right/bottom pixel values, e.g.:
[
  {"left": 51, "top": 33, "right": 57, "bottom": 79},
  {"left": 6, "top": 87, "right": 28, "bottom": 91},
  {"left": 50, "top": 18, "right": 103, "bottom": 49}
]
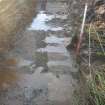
[{"left": 88, "top": 71, "right": 105, "bottom": 105}]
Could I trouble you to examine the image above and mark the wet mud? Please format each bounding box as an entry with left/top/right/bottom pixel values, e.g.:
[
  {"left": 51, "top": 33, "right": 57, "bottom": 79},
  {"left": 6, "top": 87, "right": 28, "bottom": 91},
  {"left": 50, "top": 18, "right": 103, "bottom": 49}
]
[{"left": 0, "top": 0, "right": 78, "bottom": 105}]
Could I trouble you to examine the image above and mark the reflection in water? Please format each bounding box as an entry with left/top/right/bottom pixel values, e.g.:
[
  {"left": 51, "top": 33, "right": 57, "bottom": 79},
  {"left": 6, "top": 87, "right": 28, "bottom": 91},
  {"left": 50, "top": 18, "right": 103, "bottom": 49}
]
[
  {"left": 0, "top": 69, "right": 17, "bottom": 89},
  {"left": 17, "top": 59, "right": 33, "bottom": 67},
  {"left": 29, "top": 11, "right": 63, "bottom": 31},
  {"left": 44, "top": 36, "right": 71, "bottom": 46},
  {"left": 34, "top": 31, "right": 48, "bottom": 71},
  {"left": 0, "top": 58, "right": 17, "bottom": 66},
  {"left": 41, "top": 0, "right": 47, "bottom": 10},
  {"left": 37, "top": 45, "right": 68, "bottom": 54},
  {"left": 0, "top": 0, "right": 36, "bottom": 89},
  {"left": 35, "top": 52, "right": 48, "bottom": 70},
  {"left": 44, "top": 36, "right": 65, "bottom": 44},
  {"left": 0, "top": 0, "right": 78, "bottom": 104},
  {"left": 0, "top": 0, "right": 36, "bottom": 53},
  {"left": 29, "top": 11, "right": 53, "bottom": 31},
  {"left": 0, "top": 58, "right": 17, "bottom": 89}
]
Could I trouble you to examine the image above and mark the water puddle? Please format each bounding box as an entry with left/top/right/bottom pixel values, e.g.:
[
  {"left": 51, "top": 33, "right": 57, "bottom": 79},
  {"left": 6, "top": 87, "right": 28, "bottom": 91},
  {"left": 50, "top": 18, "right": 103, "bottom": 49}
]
[
  {"left": 47, "top": 60, "right": 72, "bottom": 67},
  {"left": 0, "top": 0, "right": 78, "bottom": 105},
  {"left": 19, "top": 65, "right": 74, "bottom": 102},
  {"left": 28, "top": 11, "right": 63, "bottom": 31},
  {"left": 0, "top": 58, "right": 18, "bottom": 90},
  {"left": 54, "top": 15, "right": 67, "bottom": 20},
  {"left": 44, "top": 36, "right": 71, "bottom": 46},
  {"left": 19, "top": 67, "right": 56, "bottom": 89},
  {"left": 17, "top": 59, "right": 33, "bottom": 67},
  {"left": 48, "top": 74, "right": 74, "bottom": 104},
  {"left": 37, "top": 45, "right": 67, "bottom": 54},
  {"left": 44, "top": 36, "right": 65, "bottom": 44},
  {"left": 0, "top": 58, "right": 17, "bottom": 67},
  {"left": 0, "top": 69, "right": 17, "bottom": 89}
]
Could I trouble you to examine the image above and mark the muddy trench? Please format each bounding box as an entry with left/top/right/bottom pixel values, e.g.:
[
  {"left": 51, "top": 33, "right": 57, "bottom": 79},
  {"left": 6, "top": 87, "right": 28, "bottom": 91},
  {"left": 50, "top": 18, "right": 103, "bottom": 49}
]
[{"left": 0, "top": 0, "right": 78, "bottom": 105}]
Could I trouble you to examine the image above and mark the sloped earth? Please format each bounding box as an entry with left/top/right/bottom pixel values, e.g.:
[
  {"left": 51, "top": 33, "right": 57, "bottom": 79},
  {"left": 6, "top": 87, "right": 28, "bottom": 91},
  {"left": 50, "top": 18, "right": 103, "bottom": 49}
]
[{"left": 0, "top": 1, "right": 78, "bottom": 105}]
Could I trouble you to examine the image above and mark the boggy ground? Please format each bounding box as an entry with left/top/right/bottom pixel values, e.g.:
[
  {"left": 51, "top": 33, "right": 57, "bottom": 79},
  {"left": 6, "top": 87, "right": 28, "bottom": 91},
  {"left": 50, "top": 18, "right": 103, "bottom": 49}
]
[{"left": 0, "top": 0, "right": 78, "bottom": 105}]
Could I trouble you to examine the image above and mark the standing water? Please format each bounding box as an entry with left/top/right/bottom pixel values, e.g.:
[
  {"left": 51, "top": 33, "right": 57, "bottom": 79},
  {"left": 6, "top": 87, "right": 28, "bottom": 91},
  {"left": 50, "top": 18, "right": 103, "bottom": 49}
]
[
  {"left": 0, "top": 0, "right": 78, "bottom": 105},
  {"left": 28, "top": 11, "right": 63, "bottom": 31}
]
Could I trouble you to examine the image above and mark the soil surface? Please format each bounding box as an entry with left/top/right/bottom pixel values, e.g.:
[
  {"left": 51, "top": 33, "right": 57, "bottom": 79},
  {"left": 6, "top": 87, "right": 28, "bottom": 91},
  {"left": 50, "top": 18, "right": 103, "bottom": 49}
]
[{"left": 0, "top": 0, "right": 78, "bottom": 105}]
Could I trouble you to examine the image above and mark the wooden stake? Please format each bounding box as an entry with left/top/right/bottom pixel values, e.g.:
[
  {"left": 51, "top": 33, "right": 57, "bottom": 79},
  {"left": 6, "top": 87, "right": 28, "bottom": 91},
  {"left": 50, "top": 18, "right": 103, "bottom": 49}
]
[{"left": 76, "top": 3, "right": 88, "bottom": 56}]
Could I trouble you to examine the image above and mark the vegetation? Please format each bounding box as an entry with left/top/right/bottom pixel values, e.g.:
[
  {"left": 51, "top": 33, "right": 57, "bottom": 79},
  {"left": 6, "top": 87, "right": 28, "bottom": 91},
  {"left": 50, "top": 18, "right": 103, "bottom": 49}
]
[
  {"left": 73, "top": 70, "right": 105, "bottom": 105},
  {"left": 72, "top": 0, "right": 105, "bottom": 104},
  {"left": 88, "top": 71, "right": 105, "bottom": 105}
]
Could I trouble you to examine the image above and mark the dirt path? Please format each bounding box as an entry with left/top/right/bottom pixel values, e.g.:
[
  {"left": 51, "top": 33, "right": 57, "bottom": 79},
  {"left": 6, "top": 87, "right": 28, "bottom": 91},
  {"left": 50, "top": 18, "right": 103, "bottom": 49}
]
[{"left": 0, "top": 0, "right": 78, "bottom": 105}]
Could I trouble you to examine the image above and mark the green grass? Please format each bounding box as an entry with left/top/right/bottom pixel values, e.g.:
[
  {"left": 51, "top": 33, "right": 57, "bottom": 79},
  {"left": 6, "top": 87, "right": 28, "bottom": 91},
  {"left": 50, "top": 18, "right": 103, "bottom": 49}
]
[
  {"left": 73, "top": 70, "right": 105, "bottom": 105},
  {"left": 88, "top": 71, "right": 105, "bottom": 105}
]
